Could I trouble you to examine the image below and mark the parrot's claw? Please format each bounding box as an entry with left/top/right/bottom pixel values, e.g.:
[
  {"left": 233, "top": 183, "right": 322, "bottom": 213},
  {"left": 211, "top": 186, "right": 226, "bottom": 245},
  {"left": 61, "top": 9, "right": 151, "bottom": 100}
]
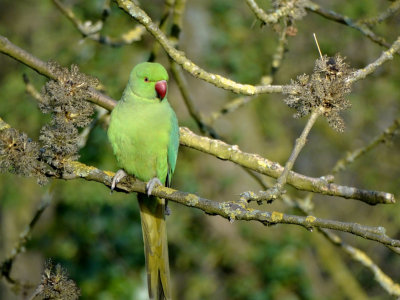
[
  {"left": 146, "top": 177, "right": 162, "bottom": 196},
  {"left": 111, "top": 169, "right": 127, "bottom": 192}
]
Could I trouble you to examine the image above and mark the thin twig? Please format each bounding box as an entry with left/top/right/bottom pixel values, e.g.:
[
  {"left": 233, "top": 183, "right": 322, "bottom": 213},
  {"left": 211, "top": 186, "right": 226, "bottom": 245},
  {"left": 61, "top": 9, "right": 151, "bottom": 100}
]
[
  {"left": 332, "top": 117, "right": 400, "bottom": 174},
  {"left": 208, "top": 24, "right": 288, "bottom": 124},
  {"left": 242, "top": 108, "right": 323, "bottom": 202},
  {"left": 361, "top": 0, "right": 400, "bottom": 26},
  {"left": 348, "top": 36, "right": 400, "bottom": 84},
  {"left": 22, "top": 74, "right": 44, "bottom": 103},
  {"left": 0, "top": 190, "right": 52, "bottom": 284},
  {"left": 296, "top": 191, "right": 400, "bottom": 296},
  {"left": 52, "top": 0, "right": 145, "bottom": 46},
  {"left": 208, "top": 97, "right": 253, "bottom": 124},
  {"left": 77, "top": 107, "right": 108, "bottom": 149},
  {"left": 319, "top": 228, "right": 400, "bottom": 297},
  {"left": 305, "top": 0, "right": 391, "bottom": 48},
  {"left": 246, "top": 0, "right": 304, "bottom": 25},
  {"left": 277, "top": 192, "right": 400, "bottom": 297}
]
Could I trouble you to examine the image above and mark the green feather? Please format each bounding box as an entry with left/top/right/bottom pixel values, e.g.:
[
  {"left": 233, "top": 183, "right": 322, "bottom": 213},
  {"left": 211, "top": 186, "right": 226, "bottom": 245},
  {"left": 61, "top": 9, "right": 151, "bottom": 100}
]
[{"left": 108, "top": 62, "right": 179, "bottom": 300}]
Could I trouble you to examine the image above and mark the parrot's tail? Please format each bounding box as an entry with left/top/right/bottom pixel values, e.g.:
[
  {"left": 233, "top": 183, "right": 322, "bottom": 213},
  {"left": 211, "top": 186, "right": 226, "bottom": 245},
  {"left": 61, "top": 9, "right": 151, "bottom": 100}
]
[{"left": 138, "top": 194, "right": 171, "bottom": 300}]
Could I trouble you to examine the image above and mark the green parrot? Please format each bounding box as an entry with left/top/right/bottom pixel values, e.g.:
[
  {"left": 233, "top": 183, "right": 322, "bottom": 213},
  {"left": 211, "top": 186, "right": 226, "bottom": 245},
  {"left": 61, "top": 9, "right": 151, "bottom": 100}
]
[{"left": 107, "top": 62, "right": 179, "bottom": 300}]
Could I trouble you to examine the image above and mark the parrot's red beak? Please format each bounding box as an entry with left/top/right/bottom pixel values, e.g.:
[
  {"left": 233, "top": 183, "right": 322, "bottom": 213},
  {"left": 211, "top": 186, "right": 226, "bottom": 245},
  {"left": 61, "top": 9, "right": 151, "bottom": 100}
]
[{"left": 155, "top": 80, "right": 167, "bottom": 100}]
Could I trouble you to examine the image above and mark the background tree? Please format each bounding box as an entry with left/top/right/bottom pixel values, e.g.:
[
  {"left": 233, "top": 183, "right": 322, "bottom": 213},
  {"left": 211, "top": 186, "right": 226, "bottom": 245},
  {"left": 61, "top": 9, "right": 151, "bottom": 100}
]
[{"left": 1, "top": 0, "right": 400, "bottom": 299}]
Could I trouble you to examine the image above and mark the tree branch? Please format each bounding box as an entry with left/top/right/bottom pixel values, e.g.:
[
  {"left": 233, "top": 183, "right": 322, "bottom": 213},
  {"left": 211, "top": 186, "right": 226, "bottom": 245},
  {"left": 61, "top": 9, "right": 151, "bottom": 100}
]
[
  {"left": 115, "top": 0, "right": 283, "bottom": 95},
  {"left": 0, "top": 35, "right": 116, "bottom": 111},
  {"left": 52, "top": 159, "right": 400, "bottom": 247},
  {"left": 179, "top": 127, "right": 394, "bottom": 205}
]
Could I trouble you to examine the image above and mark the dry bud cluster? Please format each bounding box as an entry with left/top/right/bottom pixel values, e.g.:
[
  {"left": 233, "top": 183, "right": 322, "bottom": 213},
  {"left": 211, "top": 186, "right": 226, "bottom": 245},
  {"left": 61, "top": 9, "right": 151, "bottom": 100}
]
[
  {"left": 39, "top": 63, "right": 98, "bottom": 165},
  {"left": 0, "top": 127, "right": 48, "bottom": 184},
  {"left": 0, "top": 63, "right": 98, "bottom": 183},
  {"left": 33, "top": 261, "right": 80, "bottom": 300},
  {"left": 283, "top": 54, "right": 352, "bottom": 132}
]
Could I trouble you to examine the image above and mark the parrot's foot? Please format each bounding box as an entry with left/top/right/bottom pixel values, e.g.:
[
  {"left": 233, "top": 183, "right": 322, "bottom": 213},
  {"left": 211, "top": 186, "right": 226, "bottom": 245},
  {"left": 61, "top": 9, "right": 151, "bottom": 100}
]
[
  {"left": 146, "top": 177, "right": 162, "bottom": 196},
  {"left": 111, "top": 169, "right": 127, "bottom": 192}
]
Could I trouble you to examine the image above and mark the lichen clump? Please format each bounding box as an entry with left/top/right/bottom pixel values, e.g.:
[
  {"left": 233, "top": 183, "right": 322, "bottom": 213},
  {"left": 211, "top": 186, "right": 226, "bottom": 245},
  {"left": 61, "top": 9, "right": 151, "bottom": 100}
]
[
  {"left": 34, "top": 261, "right": 80, "bottom": 300},
  {"left": 283, "top": 54, "right": 352, "bottom": 132}
]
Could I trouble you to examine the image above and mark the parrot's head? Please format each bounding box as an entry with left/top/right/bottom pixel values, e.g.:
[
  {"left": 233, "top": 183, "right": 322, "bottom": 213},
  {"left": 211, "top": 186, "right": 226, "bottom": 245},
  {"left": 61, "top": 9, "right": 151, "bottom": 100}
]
[{"left": 129, "top": 62, "right": 169, "bottom": 101}]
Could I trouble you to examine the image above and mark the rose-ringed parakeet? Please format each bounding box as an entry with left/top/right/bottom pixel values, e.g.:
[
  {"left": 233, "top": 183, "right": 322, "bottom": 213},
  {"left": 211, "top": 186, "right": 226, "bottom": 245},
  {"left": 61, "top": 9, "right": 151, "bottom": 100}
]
[{"left": 107, "top": 62, "right": 179, "bottom": 300}]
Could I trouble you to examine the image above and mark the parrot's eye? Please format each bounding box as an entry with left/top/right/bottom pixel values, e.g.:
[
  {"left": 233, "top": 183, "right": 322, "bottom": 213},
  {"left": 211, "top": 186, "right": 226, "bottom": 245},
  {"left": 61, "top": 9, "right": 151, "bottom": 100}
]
[{"left": 144, "top": 77, "right": 149, "bottom": 82}]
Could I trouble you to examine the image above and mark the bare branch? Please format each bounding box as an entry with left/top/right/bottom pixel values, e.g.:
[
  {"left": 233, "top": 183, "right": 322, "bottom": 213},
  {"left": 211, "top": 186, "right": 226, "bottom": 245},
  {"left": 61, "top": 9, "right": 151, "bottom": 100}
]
[
  {"left": 22, "top": 74, "right": 44, "bottom": 104},
  {"left": 208, "top": 96, "right": 253, "bottom": 124},
  {"left": 348, "top": 36, "right": 400, "bottom": 83},
  {"left": 246, "top": 0, "right": 306, "bottom": 25},
  {"left": 361, "top": 0, "right": 400, "bottom": 26},
  {"left": 0, "top": 35, "right": 116, "bottom": 111},
  {"left": 319, "top": 228, "right": 400, "bottom": 297},
  {"left": 332, "top": 117, "right": 400, "bottom": 174},
  {"left": 243, "top": 108, "right": 323, "bottom": 202},
  {"left": 52, "top": 0, "right": 145, "bottom": 46},
  {"left": 305, "top": 0, "right": 391, "bottom": 48},
  {"left": 283, "top": 194, "right": 400, "bottom": 296},
  {"left": 180, "top": 127, "right": 394, "bottom": 205},
  {"left": 208, "top": 23, "right": 288, "bottom": 123},
  {"left": 0, "top": 191, "right": 51, "bottom": 284}
]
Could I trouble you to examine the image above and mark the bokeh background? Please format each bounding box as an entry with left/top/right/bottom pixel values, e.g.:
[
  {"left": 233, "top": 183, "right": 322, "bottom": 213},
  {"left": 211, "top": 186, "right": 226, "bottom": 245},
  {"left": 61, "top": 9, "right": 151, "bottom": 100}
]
[{"left": 1, "top": 0, "right": 400, "bottom": 299}]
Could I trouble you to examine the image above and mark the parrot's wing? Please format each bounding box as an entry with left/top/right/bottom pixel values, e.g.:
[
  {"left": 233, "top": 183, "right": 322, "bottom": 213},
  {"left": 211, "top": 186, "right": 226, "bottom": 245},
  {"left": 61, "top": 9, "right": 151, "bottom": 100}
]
[{"left": 166, "top": 110, "right": 179, "bottom": 187}]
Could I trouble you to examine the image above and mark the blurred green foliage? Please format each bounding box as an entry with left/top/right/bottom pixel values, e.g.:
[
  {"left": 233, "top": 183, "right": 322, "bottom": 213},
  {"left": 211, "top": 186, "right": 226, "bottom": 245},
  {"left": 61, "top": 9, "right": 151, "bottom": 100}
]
[{"left": 1, "top": 0, "right": 400, "bottom": 299}]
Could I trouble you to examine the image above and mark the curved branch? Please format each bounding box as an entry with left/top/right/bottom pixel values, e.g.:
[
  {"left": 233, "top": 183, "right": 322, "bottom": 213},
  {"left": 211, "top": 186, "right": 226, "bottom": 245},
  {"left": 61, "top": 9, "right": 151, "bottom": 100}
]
[
  {"left": 319, "top": 228, "right": 400, "bottom": 297},
  {"left": 0, "top": 35, "right": 116, "bottom": 111},
  {"left": 180, "top": 127, "right": 394, "bottom": 205},
  {"left": 246, "top": 0, "right": 304, "bottom": 25},
  {"left": 115, "top": 0, "right": 283, "bottom": 95}
]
